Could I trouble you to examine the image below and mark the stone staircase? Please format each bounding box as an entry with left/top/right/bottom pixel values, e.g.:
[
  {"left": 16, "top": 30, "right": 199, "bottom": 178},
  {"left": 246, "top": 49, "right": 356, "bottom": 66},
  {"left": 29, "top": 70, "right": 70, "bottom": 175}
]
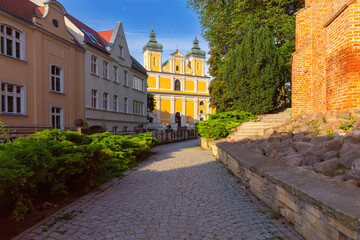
[{"left": 231, "top": 108, "right": 292, "bottom": 140}]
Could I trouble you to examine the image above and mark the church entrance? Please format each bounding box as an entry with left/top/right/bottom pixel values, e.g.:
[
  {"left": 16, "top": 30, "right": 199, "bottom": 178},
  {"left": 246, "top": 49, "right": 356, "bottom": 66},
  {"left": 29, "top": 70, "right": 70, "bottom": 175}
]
[{"left": 175, "top": 112, "right": 181, "bottom": 127}]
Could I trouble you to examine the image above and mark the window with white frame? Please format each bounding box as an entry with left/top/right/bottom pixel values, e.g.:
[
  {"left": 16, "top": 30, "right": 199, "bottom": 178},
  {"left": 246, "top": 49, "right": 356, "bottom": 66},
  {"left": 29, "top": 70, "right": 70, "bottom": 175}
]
[
  {"left": 103, "top": 92, "right": 108, "bottom": 110},
  {"left": 50, "top": 65, "right": 63, "bottom": 92},
  {"left": 0, "top": 82, "right": 24, "bottom": 114},
  {"left": 133, "top": 100, "right": 144, "bottom": 115},
  {"left": 133, "top": 76, "right": 144, "bottom": 92},
  {"left": 124, "top": 71, "right": 128, "bottom": 86},
  {"left": 103, "top": 61, "right": 109, "bottom": 79},
  {"left": 51, "top": 106, "right": 63, "bottom": 129},
  {"left": 0, "top": 24, "right": 23, "bottom": 59},
  {"left": 112, "top": 126, "right": 118, "bottom": 134},
  {"left": 113, "top": 95, "right": 118, "bottom": 112},
  {"left": 91, "top": 89, "right": 97, "bottom": 108},
  {"left": 124, "top": 97, "right": 128, "bottom": 113},
  {"left": 91, "top": 55, "right": 97, "bottom": 74},
  {"left": 113, "top": 66, "right": 118, "bottom": 82}
]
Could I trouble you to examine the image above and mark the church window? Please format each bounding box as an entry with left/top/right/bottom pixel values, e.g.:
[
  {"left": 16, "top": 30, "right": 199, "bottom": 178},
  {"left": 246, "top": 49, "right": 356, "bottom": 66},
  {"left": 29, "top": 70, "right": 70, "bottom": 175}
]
[
  {"left": 199, "top": 101, "right": 205, "bottom": 106},
  {"left": 197, "top": 62, "right": 200, "bottom": 70},
  {"left": 153, "top": 57, "right": 157, "bottom": 66},
  {"left": 176, "top": 66, "right": 179, "bottom": 71},
  {"left": 174, "top": 79, "right": 181, "bottom": 91},
  {"left": 200, "top": 110, "right": 204, "bottom": 114}
]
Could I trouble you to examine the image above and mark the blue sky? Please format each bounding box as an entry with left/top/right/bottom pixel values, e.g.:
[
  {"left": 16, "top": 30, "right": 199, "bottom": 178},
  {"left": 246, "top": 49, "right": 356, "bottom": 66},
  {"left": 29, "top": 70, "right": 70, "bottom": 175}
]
[{"left": 59, "top": 0, "right": 209, "bottom": 73}]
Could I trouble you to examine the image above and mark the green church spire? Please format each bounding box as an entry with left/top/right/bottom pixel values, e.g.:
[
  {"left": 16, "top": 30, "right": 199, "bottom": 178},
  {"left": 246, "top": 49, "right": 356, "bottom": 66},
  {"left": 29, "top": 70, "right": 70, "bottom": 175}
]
[
  {"left": 143, "top": 28, "right": 163, "bottom": 52},
  {"left": 186, "top": 36, "right": 206, "bottom": 58}
]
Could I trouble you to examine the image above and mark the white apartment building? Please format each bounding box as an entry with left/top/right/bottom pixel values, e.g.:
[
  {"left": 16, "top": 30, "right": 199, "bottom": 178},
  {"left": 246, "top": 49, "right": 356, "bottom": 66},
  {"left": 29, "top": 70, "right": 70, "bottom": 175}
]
[{"left": 66, "top": 16, "right": 147, "bottom": 132}]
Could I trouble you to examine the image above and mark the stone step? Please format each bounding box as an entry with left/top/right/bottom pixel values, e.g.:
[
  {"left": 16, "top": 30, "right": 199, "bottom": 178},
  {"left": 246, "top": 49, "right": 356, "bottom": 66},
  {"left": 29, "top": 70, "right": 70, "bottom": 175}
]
[
  {"left": 234, "top": 129, "right": 265, "bottom": 135},
  {"left": 229, "top": 108, "right": 292, "bottom": 139},
  {"left": 260, "top": 118, "right": 289, "bottom": 122},
  {"left": 260, "top": 115, "right": 291, "bottom": 120},
  {"left": 239, "top": 124, "right": 280, "bottom": 129}
]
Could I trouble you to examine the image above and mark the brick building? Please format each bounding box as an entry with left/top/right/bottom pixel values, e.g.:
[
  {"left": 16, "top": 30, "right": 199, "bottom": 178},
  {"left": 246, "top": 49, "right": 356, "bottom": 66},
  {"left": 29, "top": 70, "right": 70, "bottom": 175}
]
[{"left": 292, "top": 0, "right": 360, "bottom": 114}]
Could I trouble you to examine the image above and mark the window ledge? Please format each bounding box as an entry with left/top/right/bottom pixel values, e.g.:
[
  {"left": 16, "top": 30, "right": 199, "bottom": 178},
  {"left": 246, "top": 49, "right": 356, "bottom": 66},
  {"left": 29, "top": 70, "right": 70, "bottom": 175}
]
[
  {"left": 90, "top": 73, "right": 100, "bottom": 77},
  {"left": 0, "top": 113, "right": 27, "bottom": 116},
  {"left": 113, "top": 81, "right": 120, "bottom": 85},
  {"left": 103, "top": 77, "right": 110, "bottom": 81},
  {"left": 49, "top": 90, "right": 66, "bottom": 95},
  {"left": 0, "top": 54, "right": 27, "bottom": 63},
  {"left": 124, "top": 85, "right": 129, "bottom": 88},
  {"left": 133, "top": 88, "right": 146, "bottom": 93}
]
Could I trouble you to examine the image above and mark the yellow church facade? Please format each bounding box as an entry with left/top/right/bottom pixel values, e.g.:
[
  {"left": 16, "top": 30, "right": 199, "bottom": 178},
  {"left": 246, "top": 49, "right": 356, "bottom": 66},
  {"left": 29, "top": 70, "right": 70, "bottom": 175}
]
[{"left": 143, "top": 29, "right": 213, "bottom": 127}]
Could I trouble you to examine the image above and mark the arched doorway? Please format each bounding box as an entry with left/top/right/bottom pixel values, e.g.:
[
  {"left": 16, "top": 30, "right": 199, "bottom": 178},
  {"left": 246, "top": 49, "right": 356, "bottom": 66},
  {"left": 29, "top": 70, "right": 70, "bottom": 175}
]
[{"left": 175, "top": 112, "right": 181, "bottom": 127}]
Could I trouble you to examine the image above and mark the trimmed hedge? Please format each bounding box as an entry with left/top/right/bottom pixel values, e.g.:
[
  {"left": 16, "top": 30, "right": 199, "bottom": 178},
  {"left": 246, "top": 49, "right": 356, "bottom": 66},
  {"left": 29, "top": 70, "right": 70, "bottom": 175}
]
[
  {"left": 0, "top": 130, "right": 158, "bottom": 222},
  {"left": 195, "top": 111, "right": 257, "bottom": 140}
]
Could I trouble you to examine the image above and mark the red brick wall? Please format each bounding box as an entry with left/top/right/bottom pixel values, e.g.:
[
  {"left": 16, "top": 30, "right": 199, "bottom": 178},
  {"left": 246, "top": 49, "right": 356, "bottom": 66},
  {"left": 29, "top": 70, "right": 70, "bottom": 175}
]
[{"left": 292, "top": 0, "right": 360, "bottom": 114}]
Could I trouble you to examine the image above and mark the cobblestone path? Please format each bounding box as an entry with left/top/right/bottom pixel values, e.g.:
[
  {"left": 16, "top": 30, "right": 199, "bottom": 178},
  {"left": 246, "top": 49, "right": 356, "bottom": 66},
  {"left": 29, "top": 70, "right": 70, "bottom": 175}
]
[{"left": 18, "top": 139, "right": 303, "bottom": 240}]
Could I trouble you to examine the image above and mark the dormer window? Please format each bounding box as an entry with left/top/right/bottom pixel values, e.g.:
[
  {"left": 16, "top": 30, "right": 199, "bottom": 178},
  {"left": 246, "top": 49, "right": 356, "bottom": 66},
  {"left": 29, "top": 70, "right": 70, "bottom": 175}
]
[
  {"left": 120, "top": 46, "right": 124, "bottom": 58},
  {"left": 0, "top": 24, "right": 23, "bottom": 59}
]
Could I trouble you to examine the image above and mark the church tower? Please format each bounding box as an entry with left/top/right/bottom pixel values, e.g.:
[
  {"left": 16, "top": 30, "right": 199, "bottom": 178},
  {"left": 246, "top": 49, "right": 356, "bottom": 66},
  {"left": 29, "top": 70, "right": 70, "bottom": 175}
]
[
  {"left": 143, "top": 28, "right": 163, "bottom": 72},
  {"left": 186, "top": 36, "right": 206, "bottom": 76},
  {"left": 144, "top": 31, "right": 213, "bottom": 127}
]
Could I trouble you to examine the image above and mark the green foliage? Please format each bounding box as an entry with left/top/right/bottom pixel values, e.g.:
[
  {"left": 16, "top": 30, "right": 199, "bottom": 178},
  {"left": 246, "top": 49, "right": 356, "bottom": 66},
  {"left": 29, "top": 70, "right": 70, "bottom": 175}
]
[
  {"left": 222, "top": 24, "right": 283, "bottom": 114},
  {"left": 195, "top": 111, "right": 257, "bottom": 139},
  {"left": 270, "top": 208, "right": 281, "bottom": 220},
  {"left": 0, "top": 130, "right": 158, "bottom": 222},
  {"left": 147, "top": 93, "right": 156, "bottom": 112},
  {"left": 0, "top": 121, "right": 9, "bottom": 142},
  {"left": 11, "top": 201, "right": 29, "bottom": 222},
  {"left": 339, "top": 119, "right": 355, "bottom": 131},
  {"left": 309, "top": 119, "right": 318, "bottom": 127},
  {"left": 326, "top": 128, "right": 335, "bottom": 135},
  {"left": 187, "top": 0, "right": 304, "bottom": 112}
]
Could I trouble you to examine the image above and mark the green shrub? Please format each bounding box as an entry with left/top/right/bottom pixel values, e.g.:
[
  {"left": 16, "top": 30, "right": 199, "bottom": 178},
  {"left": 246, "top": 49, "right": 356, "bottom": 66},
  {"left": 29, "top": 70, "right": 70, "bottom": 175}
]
[
  {"left": 0, "top": 130, "right": 158, "bottom": 222},
  {"left": 195, "top": 111, "right": 257, "bottom": 140}
]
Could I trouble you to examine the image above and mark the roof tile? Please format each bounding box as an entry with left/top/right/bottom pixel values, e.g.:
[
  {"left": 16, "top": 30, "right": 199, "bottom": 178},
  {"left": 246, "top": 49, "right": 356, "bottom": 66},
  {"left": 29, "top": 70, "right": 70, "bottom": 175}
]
[{"left": 0, "top": 0, "right": 39, "bottom": 22}]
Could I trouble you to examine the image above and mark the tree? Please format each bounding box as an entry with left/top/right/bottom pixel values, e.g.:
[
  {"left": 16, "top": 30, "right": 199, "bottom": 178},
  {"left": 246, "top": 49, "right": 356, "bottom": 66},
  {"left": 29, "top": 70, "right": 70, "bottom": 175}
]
[
  {"left": 187, "top": 0, "right": 305, "bottom": 112},
  {"left": 147, "top": 93, "right": 156, "bottom": 113},
  {"left": 222, "top": 24, "right": 283, "bottom": 114}
]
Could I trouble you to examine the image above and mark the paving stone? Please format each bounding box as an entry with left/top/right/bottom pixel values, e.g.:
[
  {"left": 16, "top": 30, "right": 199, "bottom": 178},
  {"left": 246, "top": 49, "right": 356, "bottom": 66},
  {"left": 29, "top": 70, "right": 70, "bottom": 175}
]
[{"left": 17, "top": 140, "right": 302, "bottom": 240}]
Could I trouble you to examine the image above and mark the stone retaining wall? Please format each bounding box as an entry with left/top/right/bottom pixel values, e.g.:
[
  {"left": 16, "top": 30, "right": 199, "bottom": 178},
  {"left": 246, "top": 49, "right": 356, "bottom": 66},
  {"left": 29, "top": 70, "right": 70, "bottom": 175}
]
[{"left": 202, "top": 139, "right": 360, "bottom": 240}]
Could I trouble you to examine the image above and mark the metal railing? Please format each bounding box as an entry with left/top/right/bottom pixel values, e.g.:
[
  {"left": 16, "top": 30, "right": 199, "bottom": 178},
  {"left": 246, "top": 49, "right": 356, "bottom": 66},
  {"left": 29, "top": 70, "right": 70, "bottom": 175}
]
[
  {"left": 147, "top": 128, "right": 198, "bottom": 144},
  {"left": 1, "top": 127, "right": 198, "bottom": 144}
]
